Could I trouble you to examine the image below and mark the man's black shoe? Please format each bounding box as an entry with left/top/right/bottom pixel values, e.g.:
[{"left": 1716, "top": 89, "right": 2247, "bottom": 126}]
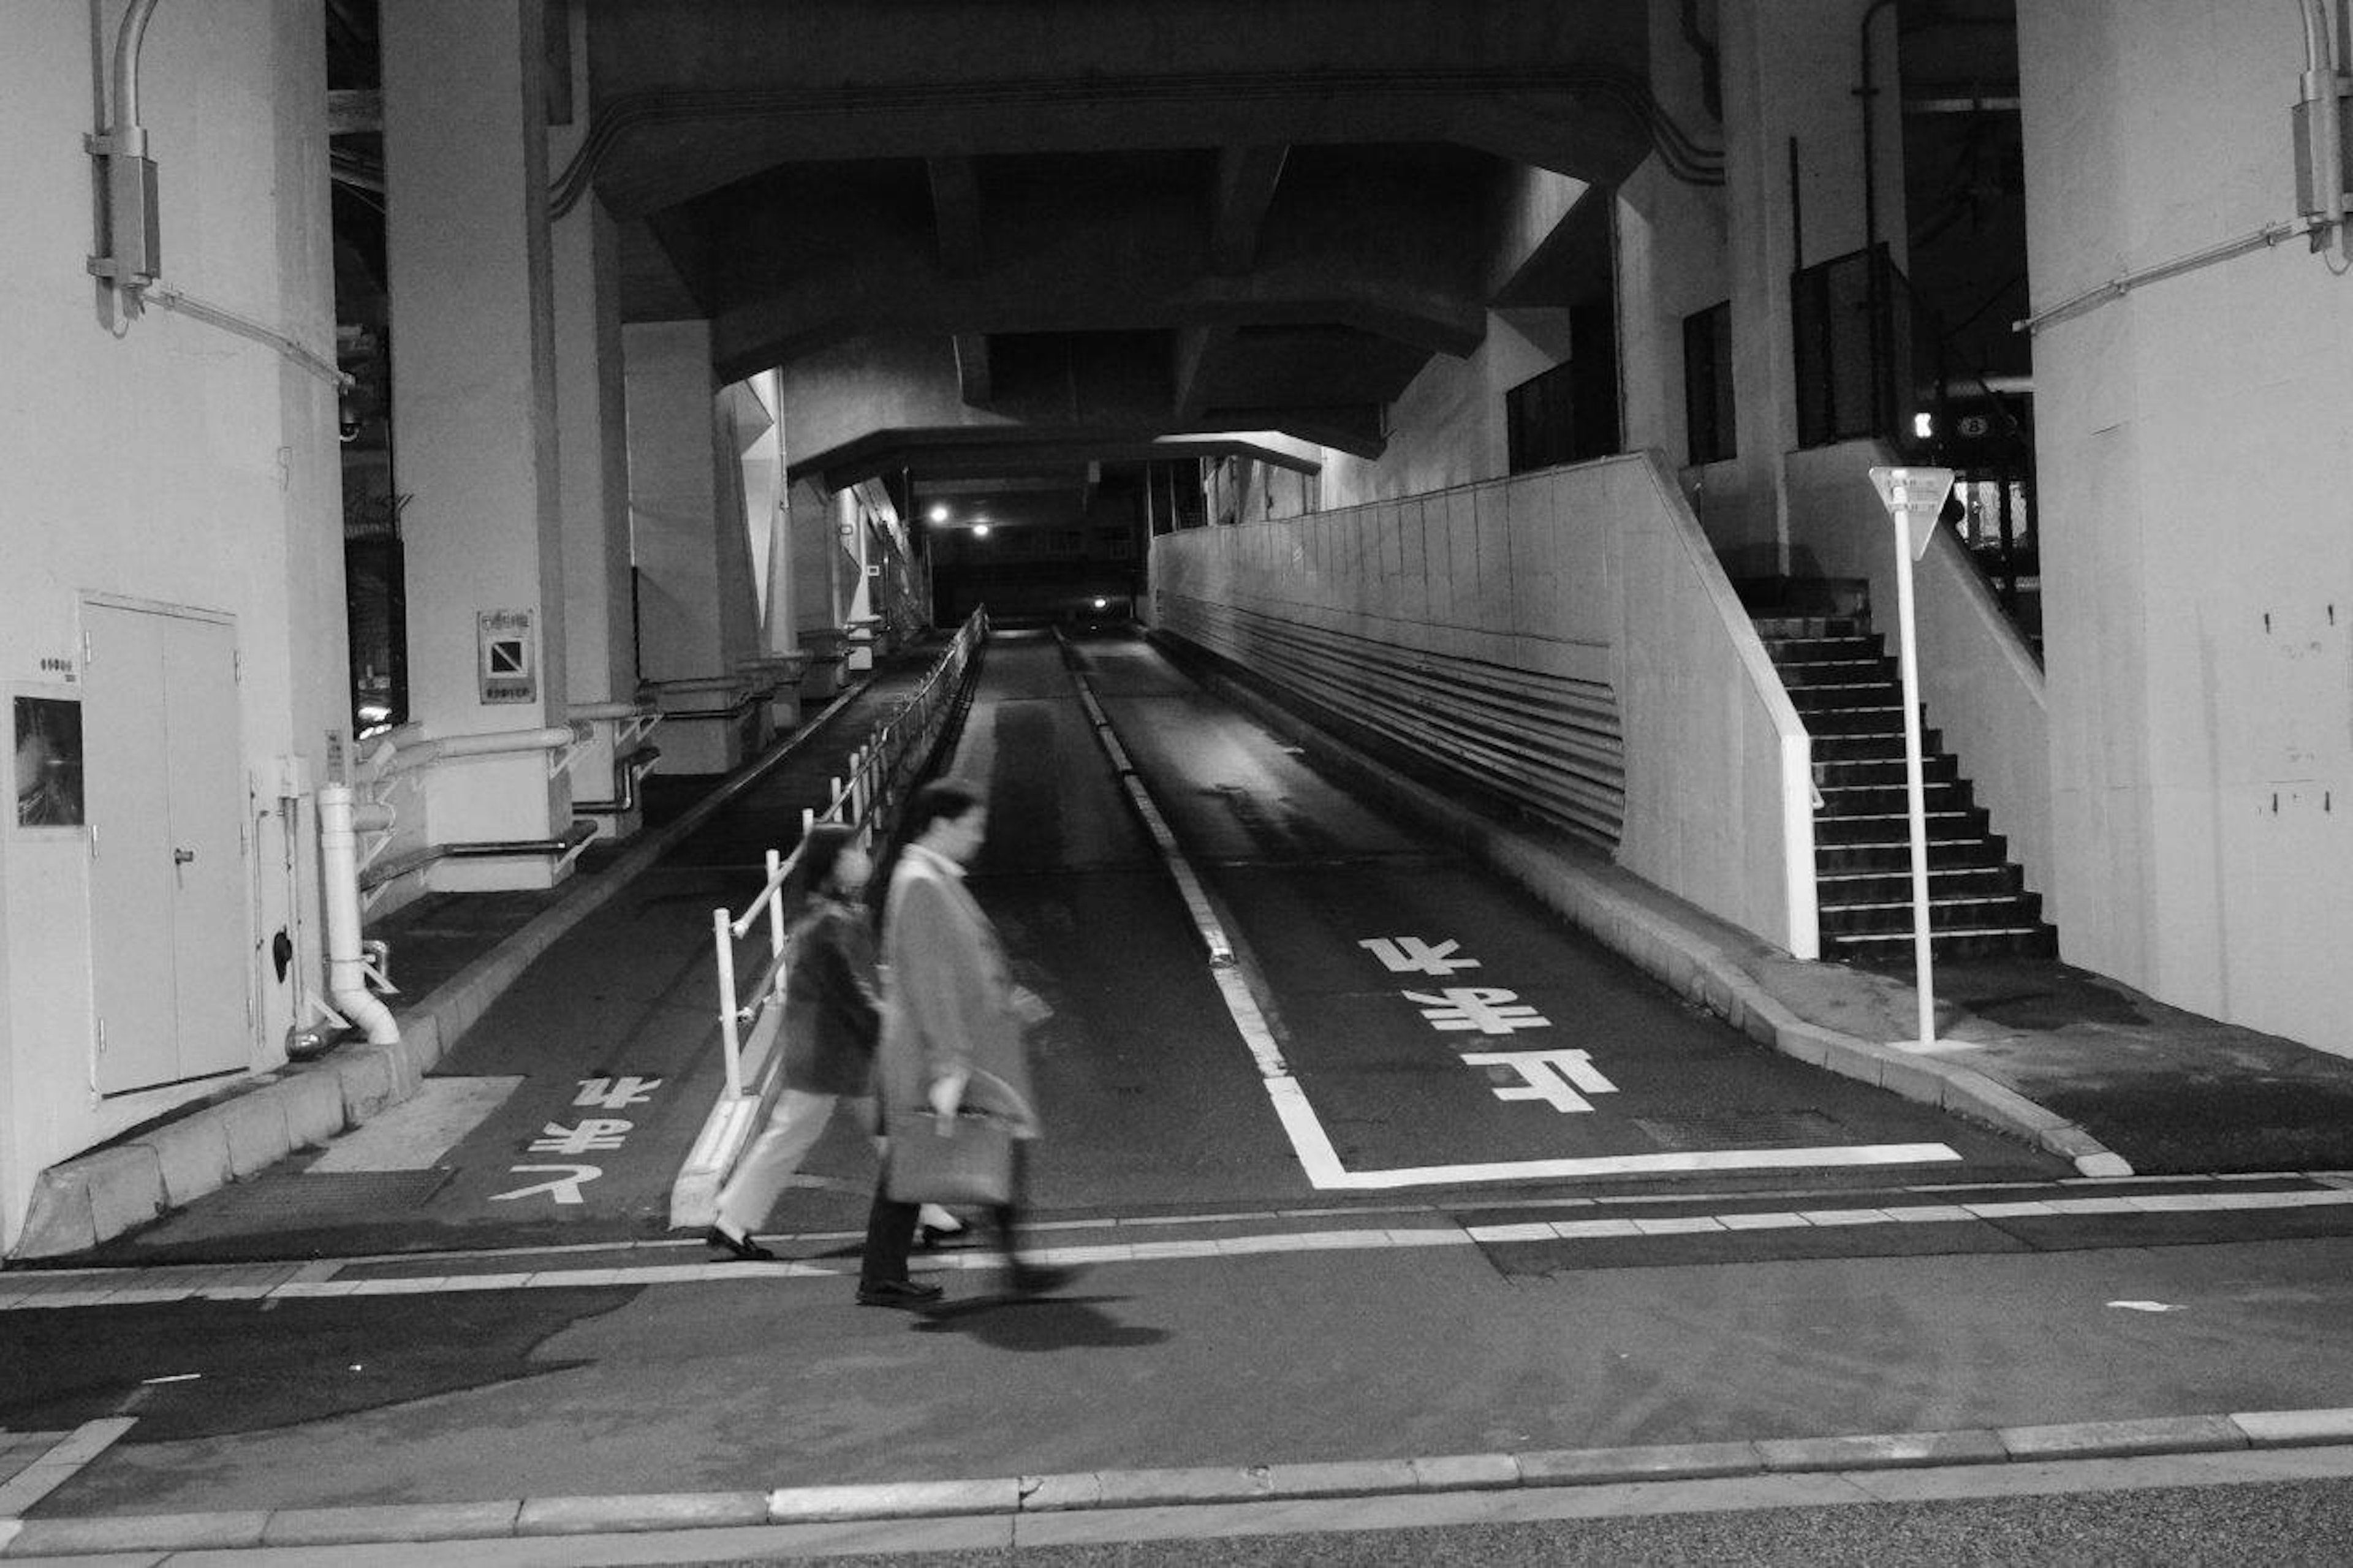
[
  {"left": 856, "top": 1278, "right": 945, "bottom": 1309},
  {"left": 705, "top": 1225, "right": 777, "bottom": 1262}
]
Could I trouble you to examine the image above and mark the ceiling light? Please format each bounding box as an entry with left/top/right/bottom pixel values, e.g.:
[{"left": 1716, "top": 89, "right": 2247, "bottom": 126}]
[
  {"left": 972, "top": 523, "right": 992, "bottom": 539},
  {"left": 928, "top": 504, "right": 950, "bottom": 523}
]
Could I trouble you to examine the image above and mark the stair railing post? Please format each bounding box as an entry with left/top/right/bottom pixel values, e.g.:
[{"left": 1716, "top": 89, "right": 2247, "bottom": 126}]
[{"left": 1868, "top": 465, "right": 1955, "bottom": 1048}]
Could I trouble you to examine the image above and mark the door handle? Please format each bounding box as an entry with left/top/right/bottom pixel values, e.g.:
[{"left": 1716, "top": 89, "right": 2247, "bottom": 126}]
[{"left": 173, "top": 847, "right": 196, "bottom": 865}]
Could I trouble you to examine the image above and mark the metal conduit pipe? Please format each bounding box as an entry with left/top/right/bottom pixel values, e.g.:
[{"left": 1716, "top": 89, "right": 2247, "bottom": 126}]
[
  {"left": 567, "top": 699, "right": 656, "bottom": 722},
  {"left": 572, "top": 748, "right": 662, "bottom": 816},
  {"left": 317, "top": 784, "right": 401, "bottom": 1045},
  {"left": 371, "top": 724, "right": 580, "bottom": 776},
  {"left": 2298, "top": 0, "right": 2347, "bottom": 248},
  {"left": 358, "top": 820, "right": 599, "bottom": 894}
]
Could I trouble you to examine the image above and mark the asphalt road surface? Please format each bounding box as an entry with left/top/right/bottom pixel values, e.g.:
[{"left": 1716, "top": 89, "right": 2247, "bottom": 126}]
[{"left": 9, "top": 629, "right": 2353, "bottom": 1564}]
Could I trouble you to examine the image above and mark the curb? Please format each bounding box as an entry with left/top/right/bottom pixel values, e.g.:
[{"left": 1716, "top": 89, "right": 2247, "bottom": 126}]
[
  {"left": 6, "top": 1411, "right": 2349, "bottom": 1557},
  {"left": 1149, "top": 634, "right": 2132, "bottom": 1180},
  {"left": 8, "top": 681, "right": 879, "bottom": 1262}
]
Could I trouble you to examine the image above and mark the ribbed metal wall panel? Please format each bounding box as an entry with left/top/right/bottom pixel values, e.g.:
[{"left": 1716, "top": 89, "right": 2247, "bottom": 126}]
[{"left": 1157, "top": 591, "right": 1625, "bottom": 847}]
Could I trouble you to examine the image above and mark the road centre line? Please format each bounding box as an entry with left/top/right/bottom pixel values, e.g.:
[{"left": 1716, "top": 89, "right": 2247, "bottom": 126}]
[{"left": 8, "top": 1187, "right": 2353, "bottom": 1311}]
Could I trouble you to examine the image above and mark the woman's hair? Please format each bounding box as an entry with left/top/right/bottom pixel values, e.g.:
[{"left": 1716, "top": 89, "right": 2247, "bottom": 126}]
[{"left": 781, "top": 822, "right": 863, "bottom": 911}]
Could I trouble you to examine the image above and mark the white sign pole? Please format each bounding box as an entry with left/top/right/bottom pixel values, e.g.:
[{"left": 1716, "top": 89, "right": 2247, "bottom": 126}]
[{"left": 1868, "top": 466, "right": 1955, "bottom": 1050}]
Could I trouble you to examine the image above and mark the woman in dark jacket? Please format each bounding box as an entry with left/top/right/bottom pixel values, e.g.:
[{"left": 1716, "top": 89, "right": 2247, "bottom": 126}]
[{"left": 704, "top": 822, "right": 951, "bottom": 1306}]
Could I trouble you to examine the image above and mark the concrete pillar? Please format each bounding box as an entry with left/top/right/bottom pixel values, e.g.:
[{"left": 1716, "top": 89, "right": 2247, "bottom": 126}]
[
  {"left": 1716, "top": 0, "right": 1902, "bottom": 575},
  {"left": 790, "top": 480, "right": 852, "bottom": 697},
  {"left": 625, "top": 320, "right": 759, "bottom": 772},
  {"left": 549, "top": 10, "right": 644, "bottom": 838},
  {"left": 732, "top": 373, "right": 804, "bottom": 734},
  {"left": 753, "top": 374, "right": 800, "bottom": 666},
  {"left": 381, "top": 0, "right": 572, "bottom": 888}
]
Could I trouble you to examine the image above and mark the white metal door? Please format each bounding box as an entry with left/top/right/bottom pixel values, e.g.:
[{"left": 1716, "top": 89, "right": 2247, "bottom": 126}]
[
  {"left": 162, "top": 615, "right": 249, "bottom": 1079},
  {"left": 83, "top": 602, "right": 249, "bottom": 1093}
]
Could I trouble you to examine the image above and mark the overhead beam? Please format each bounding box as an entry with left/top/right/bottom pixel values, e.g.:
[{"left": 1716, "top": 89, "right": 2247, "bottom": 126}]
[
  {"left": 927, "top": 156, "right": 983, "bottom": 278},
  {"left": 1210, "top": 143, "right": 1288, "bottom": 275},
  {"left": 808, "top": 427, "right": 1326, "bottom": 490},
  {"left": 953, "top": 333, "right": 993, "bottom": 404},
  {"left": 1172, "top": 324, "right": 1235, "bottom": 423}
]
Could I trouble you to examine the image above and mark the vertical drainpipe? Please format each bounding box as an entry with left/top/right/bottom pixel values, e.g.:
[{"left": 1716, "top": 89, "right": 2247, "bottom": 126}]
[
  {"left": 2298, "top": 0, "right": 2347, "bottom": 255},
  {"left": 91, "top": 0, "right": 167, "bottom": 300},
  {"left": 317, "top": 786, "right": 401, "bottom": 1045},
  {"left": 1858, "top": 0, "right": 1900, "bottom": 441}
]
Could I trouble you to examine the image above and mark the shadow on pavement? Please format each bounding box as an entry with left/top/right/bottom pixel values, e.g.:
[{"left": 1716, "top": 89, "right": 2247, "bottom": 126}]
[{"left": 909, "top": 1293, "right": 1169, "bottom": 1352}]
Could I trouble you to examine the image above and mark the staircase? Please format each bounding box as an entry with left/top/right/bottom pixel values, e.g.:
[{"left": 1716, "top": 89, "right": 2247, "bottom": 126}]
[{"left": 1748, "top": 589, "right": 2056, "bottom": 963}]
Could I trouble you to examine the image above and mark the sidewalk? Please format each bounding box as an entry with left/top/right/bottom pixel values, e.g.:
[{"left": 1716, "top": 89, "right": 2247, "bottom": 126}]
[{"left": 6, "top": 644, "right": 955, "bottom": 1262}]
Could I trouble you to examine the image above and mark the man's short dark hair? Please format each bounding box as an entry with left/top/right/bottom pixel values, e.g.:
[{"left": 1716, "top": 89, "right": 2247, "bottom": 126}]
[{"left": 904, "top": 777, "right": 984, "bottom": 840}]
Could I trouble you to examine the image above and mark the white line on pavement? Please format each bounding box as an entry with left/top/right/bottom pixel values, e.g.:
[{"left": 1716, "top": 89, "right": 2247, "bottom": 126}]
[
  {"left": 7, "top": 1186, "right": 2352, "bottom": 1311},
  {"left": 0, "top": 1417, "right": 137, "bottom": 1518}
]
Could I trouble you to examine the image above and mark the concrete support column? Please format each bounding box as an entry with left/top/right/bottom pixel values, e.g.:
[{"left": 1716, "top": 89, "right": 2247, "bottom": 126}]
[
  {"left": 790, "top": 480, "right": 851, "bottom": 698},
  {"left": 732, "top": 373, "right": 805, "bottom": 733},
  {"left": 381, "top": 0, "right": 572, "bottom": 890},
  {"left": 547, "top": 2, "right": 645, "bottom": 838},
  {"left": 1717, "top": 0, "right": 1902, "bottom": 573},
  {"left": 843, "top": 489, "right": 877, "bottom": 672},
  {"left": 625, "top": 320, "right": 759, "bottom": 773}
]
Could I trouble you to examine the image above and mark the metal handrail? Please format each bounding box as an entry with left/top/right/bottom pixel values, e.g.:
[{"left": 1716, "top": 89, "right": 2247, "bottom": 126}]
[{"left": 708, "top": 608, "right": 988, "bottom": 1099}]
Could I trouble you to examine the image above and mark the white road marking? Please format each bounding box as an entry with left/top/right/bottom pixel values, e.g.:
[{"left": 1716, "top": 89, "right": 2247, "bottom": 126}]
[
  {"left": 3, "top": 1187, "right": 2349, "bottom": 1310},
  {"left": 306, "top": 1075, "right": 524, "bottom": 1172},
  {"left": 0, "top": 1417, "right": 137, "bottom": 1518}
]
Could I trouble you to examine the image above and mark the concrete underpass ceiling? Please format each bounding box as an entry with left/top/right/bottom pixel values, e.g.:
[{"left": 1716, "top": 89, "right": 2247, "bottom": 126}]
[{"left": 567, "top": 0, "right": 1681, "bottom": 483}]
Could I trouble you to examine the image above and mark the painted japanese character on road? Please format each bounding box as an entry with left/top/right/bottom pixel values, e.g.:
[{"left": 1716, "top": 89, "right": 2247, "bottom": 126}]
[
  {"left": 1458, "top": 1048, "right": 1618, "bottom": 1112},
  {"left": 1358, "top": 937, "right": 1480, "bottom": 976},
  {"left": 574, "top": 1075, "right": 662, "bottom": 1110},
  {"left": 528, "top": 1119, "right": 632, "bottom": 1154},
  {"left": 490, "top": 1164, "right": 602, "bottom": 1205},
  {"left": 1403, "top": 987, "right": 1550, "bottom": 1034}
]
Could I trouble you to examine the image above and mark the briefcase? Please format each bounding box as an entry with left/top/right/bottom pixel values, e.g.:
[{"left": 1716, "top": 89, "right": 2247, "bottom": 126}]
[{"left": 883, "top": 1108, "right": 1015, "bottom": 1207}]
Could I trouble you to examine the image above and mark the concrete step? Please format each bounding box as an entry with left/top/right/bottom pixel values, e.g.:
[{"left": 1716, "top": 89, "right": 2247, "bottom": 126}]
[
  {"left": 1828, "top": 922, "right": 2060, "bottom": 961},
  {"left": 1816, "top": 779, "right": 1976, "bottom": 817},
  {"left": 1816, "top": 806, "right": 1990, "bottom": 846},
  {"left": 1819, "top": 890, "right": 2047, "bottom": 937},
  {"left": 1815, "top": 863, "right": 2025, "bottom": 903}
]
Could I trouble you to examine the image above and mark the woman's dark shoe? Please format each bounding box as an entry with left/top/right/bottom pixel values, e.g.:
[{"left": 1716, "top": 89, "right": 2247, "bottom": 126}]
[
  {"left": 915, "top": 1212, "right": 968, "bottom": 1249},
  {"left": 705, "top": 1225, "right": 777, "bottom": 1262},
  {"left": 855, "top": 1278, "right": 945, "bottom": 1309}
]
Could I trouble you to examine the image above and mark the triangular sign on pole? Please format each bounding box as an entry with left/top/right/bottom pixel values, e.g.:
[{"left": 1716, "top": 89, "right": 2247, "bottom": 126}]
[{"left": 1868, "top": 466, "right": 1955, "bottom": 562}]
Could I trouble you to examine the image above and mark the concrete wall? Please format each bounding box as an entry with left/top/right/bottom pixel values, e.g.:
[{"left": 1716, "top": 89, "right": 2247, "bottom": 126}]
[
  {"left": 1155, "top": 453, "right": 1816, "bottom": 955},
  {"left": 2020, "top": 0, "right": 2353, "bottom": 1056},
  {"left": 1786, "top": 442, "right": 2055, "bottom": 919},
  {"left": 0, "top": 1, "right": 343, "bottom": 1251},
  {"left": 1713, "top": 0, "right": 1903, "bottom": 577},
  {"left": 1316, "top": 308, "right": 1576, "bottom": 510}
]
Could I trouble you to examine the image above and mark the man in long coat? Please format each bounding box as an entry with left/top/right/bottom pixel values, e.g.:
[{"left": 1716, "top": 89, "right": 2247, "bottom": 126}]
[{"left": 876, "top": 778, "right": 1064, "bottom": 1297}]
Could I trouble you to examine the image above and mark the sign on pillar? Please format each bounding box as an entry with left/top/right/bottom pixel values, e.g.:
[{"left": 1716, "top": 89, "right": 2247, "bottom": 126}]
[{"left": 1865, "top": 464, "right": 1955, "bottom": 1051}]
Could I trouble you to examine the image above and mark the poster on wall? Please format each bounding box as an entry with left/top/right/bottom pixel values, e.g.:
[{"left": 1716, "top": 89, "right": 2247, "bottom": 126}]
[
  {"left": 477, "top": 608, "right": 537, "bottom": 705},
  {"left": 12, "top": 694, "right": 85, "bottom": 828}
]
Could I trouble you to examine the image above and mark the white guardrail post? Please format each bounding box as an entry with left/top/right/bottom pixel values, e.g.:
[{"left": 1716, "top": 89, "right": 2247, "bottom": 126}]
[
  {"left": 712, "top": 905, "right": 744, "bottom": 1099},
  {"left": 708, "top": 608, "right": 988, "bottom": 1108}
]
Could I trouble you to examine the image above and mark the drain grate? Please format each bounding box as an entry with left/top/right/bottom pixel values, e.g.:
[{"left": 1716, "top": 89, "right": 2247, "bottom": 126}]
[{"left": 1634, "top": 1110, "right": 1846, "bottom": 1151}]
